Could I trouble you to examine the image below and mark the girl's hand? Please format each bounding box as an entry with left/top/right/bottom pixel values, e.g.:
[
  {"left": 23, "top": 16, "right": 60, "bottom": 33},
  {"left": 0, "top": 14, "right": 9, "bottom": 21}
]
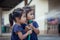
[
  {"left": 29, "top": 23, "right": 33, "bottom": 28},
  {"left": 27, "top": 30, "right": 32, "bottom": 34}
]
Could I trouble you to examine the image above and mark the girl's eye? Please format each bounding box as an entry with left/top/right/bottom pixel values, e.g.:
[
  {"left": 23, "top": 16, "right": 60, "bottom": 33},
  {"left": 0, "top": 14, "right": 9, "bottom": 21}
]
[{"left": 30, "top": 13, "right": 34, "bottom": 15}]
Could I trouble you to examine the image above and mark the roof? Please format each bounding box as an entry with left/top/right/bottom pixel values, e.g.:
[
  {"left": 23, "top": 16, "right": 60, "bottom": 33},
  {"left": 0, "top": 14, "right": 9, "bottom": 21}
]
[{"left": 0, "top": 0, "right": 23, "bottom": 10}]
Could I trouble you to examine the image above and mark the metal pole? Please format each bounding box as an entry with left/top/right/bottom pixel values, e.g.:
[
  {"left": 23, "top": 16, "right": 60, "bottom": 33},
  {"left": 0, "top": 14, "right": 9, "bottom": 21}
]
[{"left": 24, "top": 0, "right": 28, "bottom": 6}]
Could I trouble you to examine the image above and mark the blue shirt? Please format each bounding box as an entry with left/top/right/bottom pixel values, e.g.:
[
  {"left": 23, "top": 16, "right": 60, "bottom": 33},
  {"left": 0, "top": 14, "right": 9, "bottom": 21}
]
[
  {"left": 30, "top": 21, "right": 39, "bottom": 40},
  {"left": 11, "top": 24, "right": 27, "bottom": 40},
  {"left": 21, "top": 21, "right": 39, "bottom": 40}
]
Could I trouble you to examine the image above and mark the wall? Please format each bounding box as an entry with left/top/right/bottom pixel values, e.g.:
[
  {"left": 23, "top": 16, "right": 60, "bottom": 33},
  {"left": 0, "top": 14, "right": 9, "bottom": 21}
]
[
  {"left": 48, "top": 0, "right": 60, "bottom": 17},
  {"left": 2, "top": 11, "right": 10, "bottom": 25},
  {"left": 49, "top": 0, "right": 60, "bottom": 11}
]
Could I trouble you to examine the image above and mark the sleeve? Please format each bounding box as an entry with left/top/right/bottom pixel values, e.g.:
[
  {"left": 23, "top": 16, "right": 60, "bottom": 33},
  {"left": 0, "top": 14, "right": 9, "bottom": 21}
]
[
  {"left": 21, "top": 24, "right": 28, "bottom": 29},
  {"left": 32, "top": 21, "right": 39, "bottom": 28},
  {"left": 13, "top": 26, "right": 22, "bottom": 33}
]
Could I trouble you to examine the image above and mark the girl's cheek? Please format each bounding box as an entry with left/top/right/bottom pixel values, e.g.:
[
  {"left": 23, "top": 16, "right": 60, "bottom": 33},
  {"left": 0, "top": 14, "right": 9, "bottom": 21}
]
[
  {"left": 20, "top": 20, "right": 24, "bottom": 23},
  {"left": 27, "top": 16, "right": 30, "bottom": 19},
  {"left": 29, "top": 16, "right": 33, "bottom": 19},
  {"left": 20, "top": 19, "right": 24, "bottom": 23},
  {"left": 32, "top": 16, "right": 34, "bottom": 19},
  {"left": 24, "top": 19, "right": 26, "bottom": 23},
  {"left": 27, "top": 16, "right": 31, "bottom": 20},
  {"left": 22, "top": 19, "right": 26, "bottom": 23}
]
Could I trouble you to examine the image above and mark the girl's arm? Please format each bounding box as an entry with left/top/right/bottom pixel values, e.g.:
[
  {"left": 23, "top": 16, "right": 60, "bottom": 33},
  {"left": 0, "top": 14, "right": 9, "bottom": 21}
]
[
  {"left": 17, "top": 30, "right": 32, "bottom": 40},
  {"left": 29, "top": 24, "right": 40, "bottom": 35},
  {"left": 25, "top": 24, "right": 40, "bottom": 35},
  {"left": 25, "top": 26, "right": 32, "bottom": 32},
  {"left": 32, "top": 26, "right": 40, "bottom": 34}
]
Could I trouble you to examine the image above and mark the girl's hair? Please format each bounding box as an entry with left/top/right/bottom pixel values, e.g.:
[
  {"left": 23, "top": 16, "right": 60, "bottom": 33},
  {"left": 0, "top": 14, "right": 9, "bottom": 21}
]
[
  {"left": 9, "top": 8, "right": 24, "bottom": 26},
  {"left": 23, "top": 6, "right": 32, "bottom": 16}
]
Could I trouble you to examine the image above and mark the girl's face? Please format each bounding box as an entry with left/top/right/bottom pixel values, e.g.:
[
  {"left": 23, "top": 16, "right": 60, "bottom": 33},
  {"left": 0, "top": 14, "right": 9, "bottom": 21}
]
[
  {"left": 27, "top": 10, "right": 34, "bottom": 20},
  {"left": 19, "top": 13, "right": 26, "bottom": 24}
]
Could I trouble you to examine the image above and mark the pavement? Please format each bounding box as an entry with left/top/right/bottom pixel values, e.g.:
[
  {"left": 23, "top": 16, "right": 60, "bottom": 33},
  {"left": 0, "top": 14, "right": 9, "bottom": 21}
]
[
  {"left": 0, "top": 35, "right": 60, "bottom": 40},
  {"left": 38, "top": 36, "right": 60, "bottom": 40}
]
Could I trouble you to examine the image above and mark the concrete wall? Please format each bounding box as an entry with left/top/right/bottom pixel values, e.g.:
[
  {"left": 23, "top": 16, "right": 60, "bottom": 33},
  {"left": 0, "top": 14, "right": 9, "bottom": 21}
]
[
  {"left": 49, "top": 0, "right": 60, "bottom": 11},
  {"left": 48, "top": 0, "right": 60, "bottom": 17}
]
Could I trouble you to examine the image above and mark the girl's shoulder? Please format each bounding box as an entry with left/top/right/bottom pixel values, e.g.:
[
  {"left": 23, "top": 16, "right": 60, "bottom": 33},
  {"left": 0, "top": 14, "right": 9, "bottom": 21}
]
[
  {"left": 12, "top": 24, "right": 23, "bottom": 32},
  {"left": 32, "top": 21, "right": 39, "bottom": 28},
  {"left": 32, "top": 21, "right": 37, "bottom": 24},
  {"left": 13, "top": 24, "right": 21, "bottom": 29}
]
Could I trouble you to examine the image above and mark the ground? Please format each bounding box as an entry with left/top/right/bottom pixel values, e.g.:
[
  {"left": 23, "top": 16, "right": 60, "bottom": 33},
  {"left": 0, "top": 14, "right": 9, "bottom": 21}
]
[
  {"left": 0, "top": 35, "right": 60, "bottom": 40},
  {"left": 38, "top": 36, "right": 60, "bottom": 40}
]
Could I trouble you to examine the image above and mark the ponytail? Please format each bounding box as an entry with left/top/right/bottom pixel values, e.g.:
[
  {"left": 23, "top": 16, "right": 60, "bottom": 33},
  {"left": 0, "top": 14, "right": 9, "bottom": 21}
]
[{"left": 9, "top": 13, "right": 13, "bottom": 26}]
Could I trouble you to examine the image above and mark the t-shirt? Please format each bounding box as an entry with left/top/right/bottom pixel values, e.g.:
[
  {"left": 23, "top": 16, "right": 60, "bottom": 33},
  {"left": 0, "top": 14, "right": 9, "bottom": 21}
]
[
  {"left": 11, "top": 24, "right": 27, "bottom": 40},
  {"left": 30, "top": 21, "right": 39, "bottom": 40},
  {"left": 21, "top": 21, "right": 39, "bottom": 40}
]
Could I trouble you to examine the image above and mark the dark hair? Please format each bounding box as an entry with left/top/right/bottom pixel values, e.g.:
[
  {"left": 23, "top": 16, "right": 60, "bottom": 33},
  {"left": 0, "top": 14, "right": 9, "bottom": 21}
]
[
  {"left": 23, "top": 6, "right": 32, "bottom": 16},
  {"left": 9, "top": 8, "right": 24, "bottom": 26}
]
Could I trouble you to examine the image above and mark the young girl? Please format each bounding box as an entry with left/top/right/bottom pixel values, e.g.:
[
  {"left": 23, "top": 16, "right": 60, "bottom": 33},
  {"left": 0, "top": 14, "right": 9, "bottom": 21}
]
[
  {"left": 9, "top": 8, "right": 32, "bottom": 40},
  {"left": 23, "top": 7, "right": 40, "bottom": 40}
]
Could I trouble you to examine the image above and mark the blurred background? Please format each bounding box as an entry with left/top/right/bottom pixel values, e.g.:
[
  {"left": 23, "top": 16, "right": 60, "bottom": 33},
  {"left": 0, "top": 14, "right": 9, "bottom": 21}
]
[{"left": 0, "top": 0, "right": 60, "bottom": 40}]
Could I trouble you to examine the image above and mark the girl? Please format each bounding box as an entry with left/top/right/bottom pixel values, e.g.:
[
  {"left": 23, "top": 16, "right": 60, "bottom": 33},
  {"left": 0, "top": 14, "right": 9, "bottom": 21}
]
[
  {"left": 23, "top": 7, "right": 40, "bottom": 40},
  {"left": 9, "top": 8, "right": 32, "bottom": 40}
]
